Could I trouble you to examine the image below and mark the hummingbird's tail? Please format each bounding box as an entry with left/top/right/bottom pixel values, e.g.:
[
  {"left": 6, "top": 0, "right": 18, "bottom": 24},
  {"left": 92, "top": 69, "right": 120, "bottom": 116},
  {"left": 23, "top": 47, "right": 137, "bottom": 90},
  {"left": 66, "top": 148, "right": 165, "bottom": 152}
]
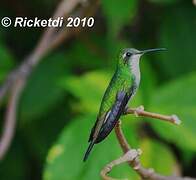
[{"left": 83, "top": 141, "right": 95, "bottom": 162}]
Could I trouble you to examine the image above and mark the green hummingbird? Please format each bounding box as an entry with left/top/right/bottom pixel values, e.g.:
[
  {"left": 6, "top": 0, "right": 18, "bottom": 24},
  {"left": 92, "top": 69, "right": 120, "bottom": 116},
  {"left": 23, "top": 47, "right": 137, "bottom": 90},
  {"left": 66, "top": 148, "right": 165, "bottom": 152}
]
[{"left": 83, "top": 48, "right": 166, "bottom": 162}]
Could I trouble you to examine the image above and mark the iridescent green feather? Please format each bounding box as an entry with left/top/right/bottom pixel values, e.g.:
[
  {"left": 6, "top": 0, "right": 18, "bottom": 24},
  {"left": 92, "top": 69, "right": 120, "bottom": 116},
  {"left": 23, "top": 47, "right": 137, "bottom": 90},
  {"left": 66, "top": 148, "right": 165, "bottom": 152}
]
[{"left": 98, "top": 57, "right": 134, "bottom": 118}]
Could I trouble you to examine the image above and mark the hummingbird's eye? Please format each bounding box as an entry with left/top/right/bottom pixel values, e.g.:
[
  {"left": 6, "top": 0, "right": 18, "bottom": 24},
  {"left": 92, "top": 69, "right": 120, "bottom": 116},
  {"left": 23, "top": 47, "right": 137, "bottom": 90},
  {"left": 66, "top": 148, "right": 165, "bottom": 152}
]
[
  {"left": 126, "top": 52, "right": 132, "bottom": 57},
  {"left": 122, "top": 51, "right": 132, "bottom": 60}
]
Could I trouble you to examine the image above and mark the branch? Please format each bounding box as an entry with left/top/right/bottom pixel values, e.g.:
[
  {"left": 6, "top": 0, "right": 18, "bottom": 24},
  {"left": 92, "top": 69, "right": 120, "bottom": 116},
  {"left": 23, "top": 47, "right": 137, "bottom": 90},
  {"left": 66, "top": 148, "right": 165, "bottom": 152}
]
[
  {"left": 193, "top": 0, "right": 196, "bottom": 6},
  {"left": 0, "top": 0, "right": 99, "bottom": 160},
  {"left": 0, "top": 79, "right": 24, "bottom": 159},
  {"left": 125, "top": 106, "right": 181, "bottom": 125},
  {"left": 100, "top": 121, "right": 196, "bottom": 180},
  {"left": 100, "top": 149, "right": 141, "bottom": 180}
]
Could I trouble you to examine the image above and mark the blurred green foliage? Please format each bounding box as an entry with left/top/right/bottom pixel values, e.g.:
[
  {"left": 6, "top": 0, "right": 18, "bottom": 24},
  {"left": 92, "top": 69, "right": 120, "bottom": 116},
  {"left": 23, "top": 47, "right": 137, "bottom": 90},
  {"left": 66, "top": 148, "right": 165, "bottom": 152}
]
[
  {"left": 150, "top": 73, "right": 196, "bottom": 151},
  {"left": 159, "top": 4, "right": 196, "bottom": 78},
  {"left": 101, "top": 0, "right": 138, "bottom": 36},
  {"left": 0, "top": 0, "right": 196, "bottom": 180},
  {"left": 0, "top": 43, "right": 15, "bottom": 83},
  {"left": 20, "top": 53, "right": 68, "bottom": 123}
]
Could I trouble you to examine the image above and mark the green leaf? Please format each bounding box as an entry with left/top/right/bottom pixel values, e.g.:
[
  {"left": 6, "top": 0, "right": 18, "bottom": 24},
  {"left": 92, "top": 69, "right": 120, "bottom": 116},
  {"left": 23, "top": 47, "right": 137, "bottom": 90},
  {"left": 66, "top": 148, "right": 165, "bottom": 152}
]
[
  {"left": 140, "top": 139, "right": 176, "bottom": 175},
  {"left": 180, "top": 149, "right": 195, "bottom": 167},
  {"left": 101, "top": 0, "right": 138, "bottom": 36},
  {"left": 22, "top": 100, "right": 70, "bottom": 163},
  {"left": 158, "top": 4, "right": 196, "bottom": 78},
  {"left": 0, "top": 43, "right": 15, "bottom": 83},
  {"left": 61, "top": 71, "right": 111, "bottom": 113},
  {"left": 149, "top": 72, "right": 196, "bottom": 151},
  {"left": 19, "top": 53, "right": 68, "bottom": 123},
  {"left": 44, "top": 114, "right": 139, "bottom": 180}
]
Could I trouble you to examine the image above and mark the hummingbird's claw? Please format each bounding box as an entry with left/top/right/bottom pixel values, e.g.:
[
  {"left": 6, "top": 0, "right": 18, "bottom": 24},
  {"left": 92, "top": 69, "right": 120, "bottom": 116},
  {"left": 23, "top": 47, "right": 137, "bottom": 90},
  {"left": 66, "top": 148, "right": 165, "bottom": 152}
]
[{"left": 123, "top": 106, "right": 129, "bottom": 115}]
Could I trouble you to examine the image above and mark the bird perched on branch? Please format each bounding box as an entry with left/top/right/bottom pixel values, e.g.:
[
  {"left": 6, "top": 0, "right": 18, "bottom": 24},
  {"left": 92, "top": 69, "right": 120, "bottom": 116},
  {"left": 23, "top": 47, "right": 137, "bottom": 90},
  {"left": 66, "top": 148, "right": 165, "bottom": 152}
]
[{"left": 83, "top": 48, "right": 166, "bottom": 161}]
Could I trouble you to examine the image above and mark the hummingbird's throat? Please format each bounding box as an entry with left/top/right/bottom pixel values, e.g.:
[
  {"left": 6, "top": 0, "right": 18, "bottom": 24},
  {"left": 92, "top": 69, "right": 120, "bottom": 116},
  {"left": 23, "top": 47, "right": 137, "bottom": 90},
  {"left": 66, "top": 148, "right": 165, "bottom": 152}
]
[{"left": 129, "top": 54, "right": 141, "bottom": 86}]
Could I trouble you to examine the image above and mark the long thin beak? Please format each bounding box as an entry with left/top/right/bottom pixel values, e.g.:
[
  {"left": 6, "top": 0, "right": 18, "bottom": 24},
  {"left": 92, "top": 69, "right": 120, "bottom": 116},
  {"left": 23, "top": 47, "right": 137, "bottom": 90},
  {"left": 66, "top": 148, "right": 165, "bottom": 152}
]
[{"left": 138, "top": 48, "right": 166, "bottom": 54}]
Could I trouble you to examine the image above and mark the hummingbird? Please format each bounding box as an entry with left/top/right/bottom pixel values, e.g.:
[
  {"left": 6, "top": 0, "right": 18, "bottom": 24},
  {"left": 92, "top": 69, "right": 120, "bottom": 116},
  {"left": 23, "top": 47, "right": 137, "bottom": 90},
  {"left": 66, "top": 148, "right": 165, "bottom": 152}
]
[{"left": 83, "top": 48, "right": 166, "bottom": 162}]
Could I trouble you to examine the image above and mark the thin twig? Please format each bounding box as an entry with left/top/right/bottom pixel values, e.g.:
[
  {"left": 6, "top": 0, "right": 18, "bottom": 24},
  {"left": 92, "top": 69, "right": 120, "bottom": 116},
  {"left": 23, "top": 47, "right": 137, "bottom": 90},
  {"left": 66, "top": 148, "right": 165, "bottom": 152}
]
[
  {"left": 0, "top": 79, "right": 24, "bottom": 159},
  {"left": 101, "top": 121, "right": 196, "bottom": 180},
  {"left": 101, "top": 149, "right": 141, "bottom": 180},
  {"left": 125, "top": 106, "right": 181, "bottom": 125}
]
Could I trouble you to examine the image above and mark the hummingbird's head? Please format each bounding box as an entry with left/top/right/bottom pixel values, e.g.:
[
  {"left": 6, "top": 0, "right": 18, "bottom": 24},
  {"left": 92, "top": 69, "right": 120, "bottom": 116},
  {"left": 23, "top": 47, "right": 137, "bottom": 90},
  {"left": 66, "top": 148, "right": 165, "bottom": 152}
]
[
  {"left": 119, "top": 48, "right": 142, "bottom": 69},
  {"left": 119, "top": 48, "right": 166, "bottom": 68},
  {"left": 120, "top": 48, "right": 141, "bottom": 63}
]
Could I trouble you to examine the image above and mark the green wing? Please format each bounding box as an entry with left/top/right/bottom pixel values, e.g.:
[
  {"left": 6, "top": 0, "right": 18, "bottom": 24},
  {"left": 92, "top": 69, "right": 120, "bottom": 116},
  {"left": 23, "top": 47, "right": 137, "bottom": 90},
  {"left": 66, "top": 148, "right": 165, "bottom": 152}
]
[
  {"left": 99, "top": 67, "right": 134, "bottom": 115},
  {"left": 95, "top": 90, "right": 130, "bottom": 143}
]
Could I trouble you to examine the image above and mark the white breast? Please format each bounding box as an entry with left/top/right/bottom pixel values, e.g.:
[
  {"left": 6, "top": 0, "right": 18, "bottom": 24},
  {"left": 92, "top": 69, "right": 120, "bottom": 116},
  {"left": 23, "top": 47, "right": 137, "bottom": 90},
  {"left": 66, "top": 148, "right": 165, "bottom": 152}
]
[{"left": 130, "top": 54, "right": 141, "bottom": 86}]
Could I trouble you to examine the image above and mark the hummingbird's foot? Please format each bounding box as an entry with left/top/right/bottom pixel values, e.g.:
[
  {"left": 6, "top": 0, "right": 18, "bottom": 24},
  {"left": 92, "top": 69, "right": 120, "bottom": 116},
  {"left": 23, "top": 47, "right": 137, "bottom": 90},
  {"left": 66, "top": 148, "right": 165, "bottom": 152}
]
[
  {"left": 134, "top": 105, "right": 144, "bottom": 117},
  {"left": 123, "top": 106, "right": 129, "bottom": 115}
]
